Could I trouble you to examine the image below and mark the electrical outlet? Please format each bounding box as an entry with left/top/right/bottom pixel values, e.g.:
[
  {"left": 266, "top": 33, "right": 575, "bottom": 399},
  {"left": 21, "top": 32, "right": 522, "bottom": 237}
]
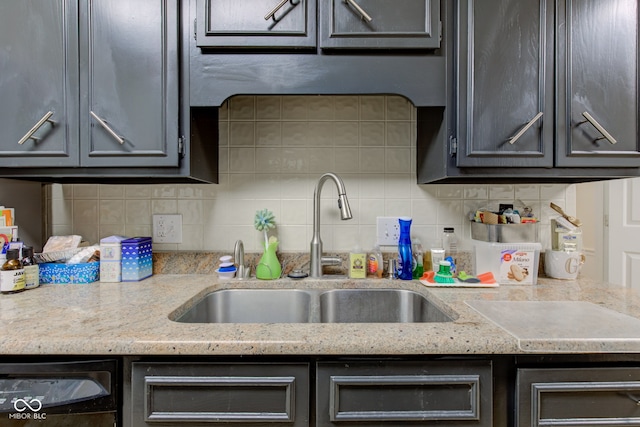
[
  {"left": 376, "top": 217, "right": 401, "bottom": 246},
  {"left": 152, "top": 214, "right": 183, "bottom": 244}
]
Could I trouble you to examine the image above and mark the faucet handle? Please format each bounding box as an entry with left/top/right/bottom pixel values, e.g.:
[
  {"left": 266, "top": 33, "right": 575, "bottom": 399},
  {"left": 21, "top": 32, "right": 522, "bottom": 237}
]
[{"left": 321, "top": 256, "right": 341, "bottom": 266}]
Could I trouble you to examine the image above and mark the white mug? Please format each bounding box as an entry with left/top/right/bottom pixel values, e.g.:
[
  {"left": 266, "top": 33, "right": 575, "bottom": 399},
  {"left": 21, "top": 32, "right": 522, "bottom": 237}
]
[{"left": 544, "top": 249, "right": 585, "bottom": 280}]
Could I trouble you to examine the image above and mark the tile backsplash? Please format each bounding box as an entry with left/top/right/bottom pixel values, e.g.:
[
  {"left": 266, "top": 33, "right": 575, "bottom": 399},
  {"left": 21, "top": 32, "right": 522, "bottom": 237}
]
[{"left": 45, "top": 95, "right": 575, "bottom": 253}]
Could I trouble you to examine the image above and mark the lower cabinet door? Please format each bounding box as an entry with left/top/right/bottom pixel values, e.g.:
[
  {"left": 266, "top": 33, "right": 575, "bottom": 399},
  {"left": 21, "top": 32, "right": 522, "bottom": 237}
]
[
  {"left": 517, "top": 367, "right": 640, "bottom": 427},
  {"left": 131, "top": 362, "right": 309, "bottom": 426},
  {"left": 317, "top": 360, "right": 493, "bottom": 427}
]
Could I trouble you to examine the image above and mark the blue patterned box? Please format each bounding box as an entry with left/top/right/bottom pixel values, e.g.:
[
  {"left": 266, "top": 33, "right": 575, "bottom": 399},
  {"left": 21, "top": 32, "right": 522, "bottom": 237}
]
[
  {"left": 39, "top": 262, "right": 100, "bottom": 284},
  {"left": 121, "top": 237, "right": 153, "bottom": 281}
]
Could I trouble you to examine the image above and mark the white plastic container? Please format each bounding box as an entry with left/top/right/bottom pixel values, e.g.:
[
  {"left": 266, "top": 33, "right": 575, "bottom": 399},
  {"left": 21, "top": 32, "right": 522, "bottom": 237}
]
[
  {"left": 474, "top": 241, "right": 542, "bottom": 285},
  {"left": 99, "top": 235, "right": 128, "bottom": 282}
]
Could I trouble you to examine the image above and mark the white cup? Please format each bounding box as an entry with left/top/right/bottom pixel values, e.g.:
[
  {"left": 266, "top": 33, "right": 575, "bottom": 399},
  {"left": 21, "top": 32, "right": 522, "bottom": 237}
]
[{"left": 544, "top": 249, "right": 585, "bottom": 280}]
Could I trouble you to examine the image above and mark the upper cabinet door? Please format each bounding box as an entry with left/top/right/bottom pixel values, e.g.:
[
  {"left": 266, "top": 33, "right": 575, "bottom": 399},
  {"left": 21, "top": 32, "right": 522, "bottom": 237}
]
[
  {"left": 556, "top": 0, "right": 640, "bottom": 167},
  {"left": 195, "top": 0, "right": 317, "bottom": 49},
  {"left": 80, "top": 0, "right": 180, "bottom": 167},
  {"left": 320, "top": 0, "right": 440, "bottom": 49},
  {"left": 456, "top": 0, "right": 554, "bottom": 168},
  {"left": 0, "top": 0, "right": 79, "bottom": 168}
]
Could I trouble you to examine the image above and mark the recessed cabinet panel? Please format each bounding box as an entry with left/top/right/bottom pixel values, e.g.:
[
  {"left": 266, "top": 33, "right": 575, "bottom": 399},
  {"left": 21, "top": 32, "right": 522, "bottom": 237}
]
[
  {"left": 196, "top": 0, "right": 317, "bottom": 49},
  {"left": 317, "top": 360, "right": 492, "bottom": 427},
  {"left": 81, "top": 0, "right": 179, "bottom": 167},
  {"left": 456, "top": 0, "right": 554, "bottom": 168},
  {"left": 556, "top": 0, "right": 640, "bottom": 167},
  {"left": 320, "top": 0, "right": 440, "bottom": 49},
  {"left": 131, "top": 362, "right": 310, "bottom": 426},
  {"left": 517, "top": 367, "right": 640, "bottom": 427},
  {"left": 0, "top": 0, "right": 79, "bottom": 167}
]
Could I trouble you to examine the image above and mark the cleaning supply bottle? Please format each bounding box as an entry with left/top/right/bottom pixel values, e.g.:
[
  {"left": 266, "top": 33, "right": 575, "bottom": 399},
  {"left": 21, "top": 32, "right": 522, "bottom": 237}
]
[
  {"left": 412, "top": 239, "right": 424, "bottom": 279},
  {"left": 442, "top": 227, "right": 458, "bottom": 258},
  {"left": 397, "top": 217, "right": 413, "bottom": 280},
  {"left": 367, "top": 245, "right": 384, "bottom": 278},
  {"left": 349, "top": 245, "right": 366, "bottom": 279}
]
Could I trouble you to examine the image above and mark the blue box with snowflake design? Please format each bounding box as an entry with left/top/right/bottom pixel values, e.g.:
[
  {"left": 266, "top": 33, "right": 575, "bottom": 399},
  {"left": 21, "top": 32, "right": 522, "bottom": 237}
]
[{"left": 121, "top": 237, "right": 153, "bottom": 281}]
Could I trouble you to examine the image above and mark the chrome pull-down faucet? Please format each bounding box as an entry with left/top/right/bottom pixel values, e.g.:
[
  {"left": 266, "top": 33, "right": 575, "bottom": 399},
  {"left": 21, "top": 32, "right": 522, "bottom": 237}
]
[{"left": 309, "top": 172, "right": 353, "bottom": 278}]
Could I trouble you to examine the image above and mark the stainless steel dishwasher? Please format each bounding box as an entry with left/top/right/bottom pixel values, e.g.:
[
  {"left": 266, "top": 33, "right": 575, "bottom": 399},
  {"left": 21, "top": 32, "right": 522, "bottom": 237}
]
[{"left": 0, "top": 359, "right": 118, "bottom": 426}]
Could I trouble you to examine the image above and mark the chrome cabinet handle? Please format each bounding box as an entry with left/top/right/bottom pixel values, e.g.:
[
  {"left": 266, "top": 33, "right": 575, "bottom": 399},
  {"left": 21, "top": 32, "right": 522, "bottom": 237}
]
[
  {"left": 90, "top": 111, "right": 124, "bottom": 145},
  {"left": 508, "top": 112, "right": 543, "bottom": 145},
  {"left": 344, "top": 0, "right": 372, "bottom": 22},
  {"left": 18, "top": 111, "right": 55, "bottom": 145},
  {"left": 264, "top": 0, "right": 298, "bottom": 21},
  {"left": 579, "top": 111, "right": 617, "bottom": 145}
]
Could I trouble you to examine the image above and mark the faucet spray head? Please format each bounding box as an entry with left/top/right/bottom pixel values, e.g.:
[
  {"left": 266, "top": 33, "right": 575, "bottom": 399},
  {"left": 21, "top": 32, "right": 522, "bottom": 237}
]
[{"left": 338, "top": 194, "right": 352, "bottom": 220}]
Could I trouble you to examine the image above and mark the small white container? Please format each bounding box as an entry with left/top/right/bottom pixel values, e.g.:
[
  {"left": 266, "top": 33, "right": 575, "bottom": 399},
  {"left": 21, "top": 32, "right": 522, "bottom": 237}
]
[
  {"left": 99, "top": 235, "right": 128, "bottom": 282},
  {"left": 216, "top": 267, "right": 236, "bottom": 280}
]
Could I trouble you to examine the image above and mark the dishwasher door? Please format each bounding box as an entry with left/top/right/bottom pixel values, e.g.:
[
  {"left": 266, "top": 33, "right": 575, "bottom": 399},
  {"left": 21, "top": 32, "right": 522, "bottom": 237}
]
[{"left": 0, "top": 359, "right": 118, "bottom": 426}]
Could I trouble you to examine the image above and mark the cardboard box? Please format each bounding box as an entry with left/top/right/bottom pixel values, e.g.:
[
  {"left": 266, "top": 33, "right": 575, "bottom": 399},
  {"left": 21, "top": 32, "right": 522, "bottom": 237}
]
[
  {"left": 121, "top": 237, "right": 153, "bottom": 281},
  {"left": 474, "top": 241, "right": 541, "bottom": 285}
]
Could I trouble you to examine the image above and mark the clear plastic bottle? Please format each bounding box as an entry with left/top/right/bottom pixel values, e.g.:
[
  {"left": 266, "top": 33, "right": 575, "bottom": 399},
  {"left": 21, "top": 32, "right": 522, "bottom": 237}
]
[
  {"left": 397, "top": 217, "right": 413, "bottom": 280},
  {"left": 442, "top": 227, "right": 458, "bottom": 256},
  {"left": 367, "top": 245, "right": 384, "bottom": 278},
  {"left": 412, "top": 239, "right": 424, "bottom": 279}
]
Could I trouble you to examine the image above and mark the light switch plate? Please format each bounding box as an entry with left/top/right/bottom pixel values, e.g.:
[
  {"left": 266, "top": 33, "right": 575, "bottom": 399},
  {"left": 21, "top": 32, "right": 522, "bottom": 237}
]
[
  {"left": 376, "top": 217, "right": 401, "bottom": 246},
  {"left": 152, "top": 214, "right": 183, "bottom": 244}
]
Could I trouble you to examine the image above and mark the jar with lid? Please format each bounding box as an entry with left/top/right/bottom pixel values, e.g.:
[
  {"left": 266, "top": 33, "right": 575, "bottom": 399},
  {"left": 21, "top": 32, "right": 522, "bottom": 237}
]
[
  {"left": 442, "top": 227, "right": 458, "bottom": 256},
  {"left": 21, "top": 246, "right": 39, "bottom": 290},
  {"left": 1, "top": 248, "right": 26, "bottom": 294}
]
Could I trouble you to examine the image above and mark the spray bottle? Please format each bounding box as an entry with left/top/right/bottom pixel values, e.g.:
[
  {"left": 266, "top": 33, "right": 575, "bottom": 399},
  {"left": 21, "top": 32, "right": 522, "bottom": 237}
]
[{"left": 397, "top": 217, "right": 413, "bottom": 280}]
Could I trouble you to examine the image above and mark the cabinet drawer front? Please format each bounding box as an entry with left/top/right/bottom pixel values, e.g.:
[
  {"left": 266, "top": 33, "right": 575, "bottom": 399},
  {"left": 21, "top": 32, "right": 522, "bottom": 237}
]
[
  {"left": 320, "top": 0, "right": 440, "bottom": 49},
  {"left": 518, "top": 367, "right": 640, "bottom": 427},
  {"left": 196, "top": 0, "right": 317, "bottom": 48},
  {"left": 132, "top": 362, "right": 309, "bottom": 426},
  {"left": 317, "top": 360, "right": 492, "bottom": 426}
]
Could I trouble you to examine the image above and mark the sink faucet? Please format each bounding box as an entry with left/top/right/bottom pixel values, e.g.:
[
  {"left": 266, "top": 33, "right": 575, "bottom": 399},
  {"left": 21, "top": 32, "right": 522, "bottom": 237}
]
[
  {"left": 309, "top": 172, "right": 353, "bottom": 278},
  {"left": 234, "top": 239, "right": 248, "bottom": 279}
]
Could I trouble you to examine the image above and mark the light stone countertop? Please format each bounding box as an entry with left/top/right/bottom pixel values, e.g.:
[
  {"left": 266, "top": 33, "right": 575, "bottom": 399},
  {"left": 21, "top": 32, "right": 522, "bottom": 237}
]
[{"left": 1, "top": 274, "right": 639, "bottom": 356}]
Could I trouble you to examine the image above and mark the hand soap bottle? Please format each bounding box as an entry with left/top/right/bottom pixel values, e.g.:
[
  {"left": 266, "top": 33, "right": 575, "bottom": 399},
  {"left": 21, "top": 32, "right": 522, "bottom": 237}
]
[{"left": 397, "top": 217, "right": 413, "bottom": 280}]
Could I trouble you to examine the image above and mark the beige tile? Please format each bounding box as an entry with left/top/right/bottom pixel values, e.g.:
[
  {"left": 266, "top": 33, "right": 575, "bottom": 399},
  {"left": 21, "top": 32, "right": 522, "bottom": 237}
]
[
  {"left": 99, "top": 185, "right": 124, "bottom": 199},
  {"left": 73, "top": 184, "right": 98, "bottom": 199},
  {"left": 489, "top": 185, "right": 515, "bottom": 200},
  {"left": 360, "top": 96, "right": 385, "bottom": 120},
  {"left": 151, "top": 185, "right": 177, "bottom": 198},
  {"left": 125, "top": 200, "right": 151, "bottom": 224},
  {"left": 282, "top": 96, "right": 308, "bottom": 120},
  {"left": 386, "top": 96, "right": 413, "bottom": 120},
  {"left": 99, "top": 200, "right": 124, "bottom": 225},
  {"left": 309, "top": 148, "right": 335, "bottom": 173},
  {"left": 333, "top": 122, "right": 359, "bottom": 146},
  {"left": 229, "top": 96, "right": 255, "bottom": 120},
  {"left": 384, "top": 147, "right": 411, "bottom": 173},
  {"left": 256, "top": 122, "right": 282, "bottom": 146},
  {"left": 334, "top": 96, "right": 359, "bottom": 120},
  {"left": 282, "top": 148, "right": 309, "bottom": 173},
  {"left": 256, "top": 97, "right": 282, "bottom": 120},
  {"left": 229, "top": 147, "right": 255, "bottom": 172},
  {"left": 386, "top": 121, "right": 412, "bottom": 146},
  {"left": 307, "top": 96, "right": 335, "bottom": 120},
  {"left": 334, "top": 148, "right": 359, "bottom": 173},
  {"left": 125, "top": 185, "right": 152, "bottom": 199},
  {"left": 229, "top": 122, "right": 255, "bottom": 146},
  {"left": 255, "top": 147, "right": 283, "bottom": 172},
  {"left": 360, "top": 122, "right": 385, "bottom": 146},
  {"left": 359, "top": 147, "right": 385, "bottom": 173},
  {"left": 73, "top": 200, "right": 98, "bottom": 224},
  {"left": 282, "top": 122, "right": 308, "bottom": 146},
  {"left": 464, "top": 185, "right": 489, "bottom": 200},
  {"left": 178, "top": 199, "right": 204, "bottom": 225}
]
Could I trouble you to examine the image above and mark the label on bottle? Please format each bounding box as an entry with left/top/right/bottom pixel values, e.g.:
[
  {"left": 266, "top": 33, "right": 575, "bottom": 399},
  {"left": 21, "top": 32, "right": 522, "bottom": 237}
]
[
  {"left": 0, "top": 268, "right": 26, "bottom": 293},
  {"left": 24, "top": 264, "right": 39, "bottom": 289}
]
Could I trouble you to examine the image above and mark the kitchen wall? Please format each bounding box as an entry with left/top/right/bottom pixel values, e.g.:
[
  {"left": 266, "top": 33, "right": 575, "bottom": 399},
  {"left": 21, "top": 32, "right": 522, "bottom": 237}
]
[{"left": 45, "top": 95, "right": 575, "bottom": 253}]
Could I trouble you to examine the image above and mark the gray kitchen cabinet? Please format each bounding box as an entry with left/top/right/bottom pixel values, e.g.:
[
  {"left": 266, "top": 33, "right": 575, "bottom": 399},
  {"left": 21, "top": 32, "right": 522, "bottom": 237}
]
[
  {"left": 555, "top": 0, "right": 640, "bottom": 167},
  {"left": 130, "top": 362, "right": 310, "bottom": 426},
  {"left": 0, "top": 0, "right": 79, "bottom": 168},
  {"left": 417, "top": 0, "right": 640, "bottom": 183},
  {"left": 194, "top": 0, "right": 439, "bottom": 50},
  {"left": 195, "top": 0, "right": 317, "bottom": 49},
  {"left": 79, "top": 0, "right": 180, "bottom": 168},
  {"left": 319, "top": 0, "right": 441, "bottom": 50},
  {"left": 316, "top": 360, "right": 493, "bottom": 427},
  {"left": 0, "top": 0, "right": 217, "bottom": 182},
  {"left": 517, "top": 367, "right": 640, "bottom": 427}
]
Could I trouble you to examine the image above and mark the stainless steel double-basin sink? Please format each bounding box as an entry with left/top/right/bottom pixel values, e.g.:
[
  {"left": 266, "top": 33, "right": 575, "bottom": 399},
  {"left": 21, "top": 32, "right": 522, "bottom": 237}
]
[{"left": 174, "top": 288, "right": 455, "bottom": 324}]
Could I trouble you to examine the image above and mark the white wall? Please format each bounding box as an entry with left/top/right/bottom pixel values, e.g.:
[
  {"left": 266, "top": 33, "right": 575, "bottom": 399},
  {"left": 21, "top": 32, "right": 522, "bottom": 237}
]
[{"left": 46, "top": 95, "right": 575, "bottom": 253}]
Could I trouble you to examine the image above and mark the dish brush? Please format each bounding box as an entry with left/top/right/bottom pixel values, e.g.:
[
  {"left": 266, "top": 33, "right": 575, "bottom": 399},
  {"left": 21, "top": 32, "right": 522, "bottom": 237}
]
[
  {"left": 434, "top": 260, "right": 455, "bottom": 284},
  {"left": 254, "top": 208, "right": 276, "bottom": 249}
]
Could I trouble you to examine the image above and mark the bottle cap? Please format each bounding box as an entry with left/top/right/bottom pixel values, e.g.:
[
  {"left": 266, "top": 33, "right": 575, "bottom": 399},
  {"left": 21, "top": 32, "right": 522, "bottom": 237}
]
[
  {"left": 6, "top": 249, "right": 20, "bottom": 260},
  {"left": 22, "top": 246, "right": 33, "bottom": 257},
  {"left": 444, "top": 227, "right": 455, "bottom": 232}
]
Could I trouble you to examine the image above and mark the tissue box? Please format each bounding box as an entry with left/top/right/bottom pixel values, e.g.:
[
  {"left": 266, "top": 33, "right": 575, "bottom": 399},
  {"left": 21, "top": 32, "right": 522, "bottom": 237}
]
[
  {"left": 100, "top": 235, "right": 128, "bottom": 282},
  {"left": 121, "top": 237, "right": 153, "bottom": 281},
  {"left": 39, "top": 262, "right": 100, "bottom": 284}
]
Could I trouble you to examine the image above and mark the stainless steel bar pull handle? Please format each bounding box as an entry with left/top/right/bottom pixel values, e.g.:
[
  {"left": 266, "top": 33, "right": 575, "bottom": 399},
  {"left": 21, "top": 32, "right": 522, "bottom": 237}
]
[
  {"left": 265, "top": 0, "right": 297, "bottom": 21},
  {"left": 580, "top": 111, "right": 617, "bottom": 145},
  {"left": 344, "top": 0, "right": 372, "bottom": 22},
  {"left": 90, "top": 111, "right": 125, "bottom": 145},
  {"left": 18, "top": 111, "right": 55, "bottom": 145},
  {"left": 508, "top": 112, "right": 543, "bottom": 145}
]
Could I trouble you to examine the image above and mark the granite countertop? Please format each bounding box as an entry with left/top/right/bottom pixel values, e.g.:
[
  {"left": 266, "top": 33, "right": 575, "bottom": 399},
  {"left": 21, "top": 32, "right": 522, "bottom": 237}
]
[{"left": 1, "top": 274, "right": 639, "bottom": 356}]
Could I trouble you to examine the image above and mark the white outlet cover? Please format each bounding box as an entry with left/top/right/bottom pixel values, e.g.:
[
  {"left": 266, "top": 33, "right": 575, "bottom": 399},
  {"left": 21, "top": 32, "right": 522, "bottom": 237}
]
[
  {"left": 376, "top": 216, "right": 401, "bottom": 246},
  {"left": 152, "top": 214, "right": 183, "bottom": 244}
]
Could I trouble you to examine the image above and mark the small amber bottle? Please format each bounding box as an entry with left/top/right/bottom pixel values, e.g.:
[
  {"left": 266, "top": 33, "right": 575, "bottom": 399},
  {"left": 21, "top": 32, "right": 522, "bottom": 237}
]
[{"left": 1, "top": 249, "right": 26, "bottom": 294}]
